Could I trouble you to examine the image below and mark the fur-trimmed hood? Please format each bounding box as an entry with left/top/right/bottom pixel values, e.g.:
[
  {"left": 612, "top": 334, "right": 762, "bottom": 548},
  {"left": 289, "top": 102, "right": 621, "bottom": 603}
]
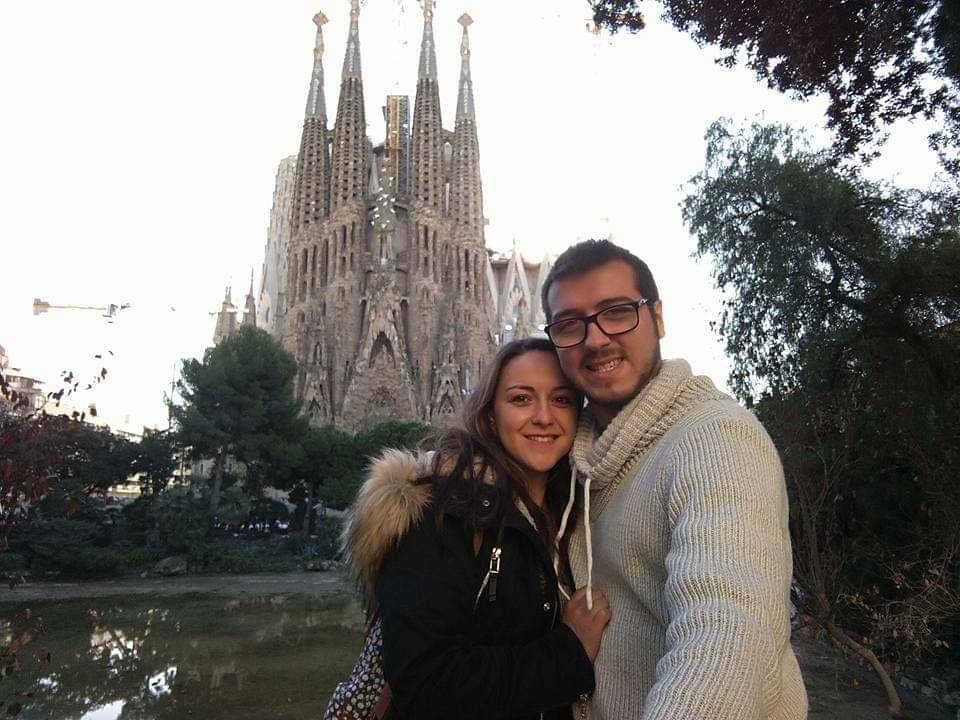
[{"left": 341, "top": 448, "right": 435, "bottom": 595}]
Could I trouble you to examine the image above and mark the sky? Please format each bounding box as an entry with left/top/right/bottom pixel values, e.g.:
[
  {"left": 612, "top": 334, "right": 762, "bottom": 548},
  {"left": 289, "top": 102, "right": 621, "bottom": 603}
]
[{"left": 0, "top": 0, "right": 943, "bottom": 433}]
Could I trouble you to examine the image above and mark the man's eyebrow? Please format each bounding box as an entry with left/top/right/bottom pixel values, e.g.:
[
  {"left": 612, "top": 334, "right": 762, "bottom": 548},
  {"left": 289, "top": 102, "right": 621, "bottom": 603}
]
[{"left": 551, "top": 296, "right": 637, "bottom": 320}]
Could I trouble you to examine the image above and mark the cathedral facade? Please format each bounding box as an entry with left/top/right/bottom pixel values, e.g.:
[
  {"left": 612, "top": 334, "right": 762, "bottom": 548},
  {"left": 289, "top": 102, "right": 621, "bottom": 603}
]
[{"left": 256, "top": 2, "right": 551, "bottom": 431}]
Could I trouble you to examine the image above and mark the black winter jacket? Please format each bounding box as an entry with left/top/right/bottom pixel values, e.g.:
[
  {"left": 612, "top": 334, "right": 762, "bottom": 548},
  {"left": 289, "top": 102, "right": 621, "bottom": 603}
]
[{"left": 342, "top": 450, "right": 594, "bottom": 720}]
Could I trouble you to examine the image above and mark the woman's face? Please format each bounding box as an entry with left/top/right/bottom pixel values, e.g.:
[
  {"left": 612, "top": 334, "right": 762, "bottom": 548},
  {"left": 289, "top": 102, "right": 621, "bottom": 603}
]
[{"left": 492, "top": 350, "right": 579, "bottom": 484}]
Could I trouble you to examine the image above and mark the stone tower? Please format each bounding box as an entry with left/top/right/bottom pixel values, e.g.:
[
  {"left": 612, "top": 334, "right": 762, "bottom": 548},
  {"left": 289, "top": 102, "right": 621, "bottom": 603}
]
[{"left": 275, "top": 3, "right": 503, "bottom": 430}]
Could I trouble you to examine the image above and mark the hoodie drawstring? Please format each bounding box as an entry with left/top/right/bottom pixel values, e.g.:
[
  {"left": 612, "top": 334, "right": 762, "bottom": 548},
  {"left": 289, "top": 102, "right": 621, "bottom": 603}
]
[
  {"left": 582, "top": 473, "right": 594, "bottom": 610},
  {"left": 555, "top": 470, "right": 594, "bottom": 610}
]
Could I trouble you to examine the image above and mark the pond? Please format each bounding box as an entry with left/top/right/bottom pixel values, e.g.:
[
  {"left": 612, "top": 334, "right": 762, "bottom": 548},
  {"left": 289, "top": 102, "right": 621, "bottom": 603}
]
[{"left": 0, "top": 593, "right": 366, "bottom": 719}]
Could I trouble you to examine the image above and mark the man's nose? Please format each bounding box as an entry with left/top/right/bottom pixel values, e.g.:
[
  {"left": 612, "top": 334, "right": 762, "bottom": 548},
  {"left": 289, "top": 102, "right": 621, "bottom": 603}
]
[{"left": 583, "top": 318, "right": 610, "bottom": 350}]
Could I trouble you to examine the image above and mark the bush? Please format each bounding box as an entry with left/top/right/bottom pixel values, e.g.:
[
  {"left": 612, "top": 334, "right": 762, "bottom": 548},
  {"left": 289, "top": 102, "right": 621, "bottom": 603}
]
[
  {"left": 121, "top": 494, "right": 155, "bottom": 543},
  {"left": 149, "top": 485, "right": 209, "bottom": 553},
  {"left": 11, "top": 518, "right": 155, "bottom": 577},
  {"left": 310, "top": 517, "right": 344, "bottom": 561},
  {"left": 21, "top": 518, "right": 100, "bottom": 567},
  {"left": 316, "top": 470, "right": 363, "bottom": 512},
  {"left": 0, "top": 552, "right": 27, "bottom": 573},
  {"left": 217, "top": 484, "right": 252, "bottom": 526},
  {"left": 188, "top": 537, "right": 300, "bottom": 574}
]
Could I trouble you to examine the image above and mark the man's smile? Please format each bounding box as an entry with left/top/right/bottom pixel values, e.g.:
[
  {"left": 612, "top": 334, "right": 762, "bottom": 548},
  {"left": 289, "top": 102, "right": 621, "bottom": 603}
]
[{"left": 585, "top": 355, "right": 624, "bottom": 375}]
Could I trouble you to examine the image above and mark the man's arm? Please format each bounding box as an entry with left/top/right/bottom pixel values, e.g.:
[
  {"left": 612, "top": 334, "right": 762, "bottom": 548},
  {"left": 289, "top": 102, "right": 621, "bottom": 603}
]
[{"left": 643, "top": 416, "right": 795, "bottom": 720}]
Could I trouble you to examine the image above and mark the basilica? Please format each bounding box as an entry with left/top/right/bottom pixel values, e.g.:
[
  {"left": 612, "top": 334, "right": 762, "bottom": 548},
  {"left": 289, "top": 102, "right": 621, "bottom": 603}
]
[{"left": 250, "top": 2, "right": 552, "bottom": 430}]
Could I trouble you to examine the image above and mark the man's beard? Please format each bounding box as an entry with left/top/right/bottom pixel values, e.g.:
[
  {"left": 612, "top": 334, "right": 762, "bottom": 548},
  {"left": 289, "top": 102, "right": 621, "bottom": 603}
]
[{"left": 589, "top": 341, "right": 663, "bottom": 417}]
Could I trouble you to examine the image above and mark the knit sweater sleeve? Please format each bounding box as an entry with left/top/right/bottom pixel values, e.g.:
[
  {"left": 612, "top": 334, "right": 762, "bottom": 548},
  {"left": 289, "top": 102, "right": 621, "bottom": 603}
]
[{"left": 642, "top": 415, "right": 793, "bottom": 720}]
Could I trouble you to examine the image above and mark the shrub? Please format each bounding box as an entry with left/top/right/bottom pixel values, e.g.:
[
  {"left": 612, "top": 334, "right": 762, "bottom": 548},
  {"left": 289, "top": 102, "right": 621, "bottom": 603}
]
[
  {"left": 21, "top": 518, "right": 99, "bottom": 567},
  {"left": 287, "top": 517, "right": 344, "bottom": 561},
  {"left": 121, "top": 494, "right": 155, "bottom": 544},
  {"left": 216, "top": 484, "right": 252, "bottom": 526},
  {"left": 0, "top": 552, "right": 27, "bottom": 573},
  {"left": 149, "top": 485, "right": 208, "bottom": 554},
  {"left": 188, "top": 537, "right": 300, "bottom": 574}
]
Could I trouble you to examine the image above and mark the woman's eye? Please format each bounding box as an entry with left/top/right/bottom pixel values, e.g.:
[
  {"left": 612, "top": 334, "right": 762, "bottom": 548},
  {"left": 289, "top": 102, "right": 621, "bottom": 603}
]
[
  {"left": 553, "top": 394, "right": 574, "bottom": 406},
  {"left": 509, "top": 394, "right": 530, "bottom": 403}
]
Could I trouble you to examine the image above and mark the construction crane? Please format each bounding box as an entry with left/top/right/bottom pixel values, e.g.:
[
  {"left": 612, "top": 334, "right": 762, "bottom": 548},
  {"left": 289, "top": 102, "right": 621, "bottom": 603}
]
[{"left": 33, "top": 298, "right": 130, "bottom": 319}]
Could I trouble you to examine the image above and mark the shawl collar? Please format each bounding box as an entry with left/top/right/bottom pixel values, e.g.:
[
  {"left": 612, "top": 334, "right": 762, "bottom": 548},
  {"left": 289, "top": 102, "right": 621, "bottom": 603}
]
[{"left": 570, "top": 359, "right": 727, "bottom": 503}]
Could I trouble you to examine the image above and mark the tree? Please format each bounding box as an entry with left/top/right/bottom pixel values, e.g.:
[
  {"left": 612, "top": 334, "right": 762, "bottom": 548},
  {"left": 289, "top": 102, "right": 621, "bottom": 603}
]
[
  {"left": 279, "top": 420, "right": 432, "bottom": 535},
  {"left": 171, "top": 327, "right": 303, "bottom": 517},
  {"left": 683, "top": 119, "right": 960, "bottom": 717},
  {"left": 590, "top": 0, "right": 960, "bottom": 171},
  {"left": 132, "top": 429, "right": 178, "bottom": 496}
]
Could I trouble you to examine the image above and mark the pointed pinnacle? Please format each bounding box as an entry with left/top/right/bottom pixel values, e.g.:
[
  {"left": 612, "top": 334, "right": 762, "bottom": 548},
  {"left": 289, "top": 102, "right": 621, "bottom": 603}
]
[
  {"left": 350, "top": 0, "right": 360, "bottom": 19},
  {"left": 313, "top": 12, "right": 328, "bottom": 58},
  {"left": 420, "top": 0, "right": 435, "bottom": 20},
  {"left": 459, "top": 14, "right": 472, "bottom": 58}
]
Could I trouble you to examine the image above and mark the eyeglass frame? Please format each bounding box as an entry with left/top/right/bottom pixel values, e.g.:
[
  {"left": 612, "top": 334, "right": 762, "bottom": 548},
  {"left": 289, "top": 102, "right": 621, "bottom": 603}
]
[{"left": 543, "top": 298, "right": 650, "bottom": 349}]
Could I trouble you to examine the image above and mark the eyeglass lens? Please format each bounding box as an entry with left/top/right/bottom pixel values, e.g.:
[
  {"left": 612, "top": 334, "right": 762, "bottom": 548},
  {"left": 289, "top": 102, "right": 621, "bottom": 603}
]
[{"left": 548, "top": 303, "right": 640, "bottom": 347}]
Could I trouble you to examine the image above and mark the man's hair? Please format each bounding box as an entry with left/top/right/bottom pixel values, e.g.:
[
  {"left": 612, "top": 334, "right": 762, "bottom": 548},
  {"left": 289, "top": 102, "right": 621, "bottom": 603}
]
[{"left": 541, "top": 239, "right": 660, "bottom": 321}]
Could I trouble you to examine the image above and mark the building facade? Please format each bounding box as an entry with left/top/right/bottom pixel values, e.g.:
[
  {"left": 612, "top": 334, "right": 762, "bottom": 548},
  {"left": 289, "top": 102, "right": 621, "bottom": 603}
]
[{"left": 259, "top": 3, "right": 550, "bottom": 431}]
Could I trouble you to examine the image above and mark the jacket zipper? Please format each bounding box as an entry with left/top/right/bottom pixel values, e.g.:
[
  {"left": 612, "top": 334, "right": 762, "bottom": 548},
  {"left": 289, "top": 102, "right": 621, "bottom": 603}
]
[{"left": 487, "top": 546, "right": 501, "bottom": 602}]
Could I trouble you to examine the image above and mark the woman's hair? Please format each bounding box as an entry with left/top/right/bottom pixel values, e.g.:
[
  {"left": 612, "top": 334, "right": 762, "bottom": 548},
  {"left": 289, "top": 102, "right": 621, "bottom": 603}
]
[{"left": 430, "top": 336, "right": 581, "bottom": 546}]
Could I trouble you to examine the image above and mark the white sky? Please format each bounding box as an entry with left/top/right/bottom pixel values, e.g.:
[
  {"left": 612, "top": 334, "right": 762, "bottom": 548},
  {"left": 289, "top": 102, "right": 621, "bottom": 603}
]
[{"left": 0, "top": 0, "right": 942, "bottom": 432}]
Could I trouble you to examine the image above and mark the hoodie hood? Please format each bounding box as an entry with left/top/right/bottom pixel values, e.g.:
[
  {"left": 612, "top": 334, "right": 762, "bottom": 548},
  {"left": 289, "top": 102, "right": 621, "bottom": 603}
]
[{"left": 342, "top": 448, "right": 434, "bottom": 595}]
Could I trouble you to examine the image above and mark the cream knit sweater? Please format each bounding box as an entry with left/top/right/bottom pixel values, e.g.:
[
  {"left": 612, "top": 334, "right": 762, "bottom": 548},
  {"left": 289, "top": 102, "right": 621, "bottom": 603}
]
[{"left": 568, "top": 359, "right": 807, "bottom": 720}]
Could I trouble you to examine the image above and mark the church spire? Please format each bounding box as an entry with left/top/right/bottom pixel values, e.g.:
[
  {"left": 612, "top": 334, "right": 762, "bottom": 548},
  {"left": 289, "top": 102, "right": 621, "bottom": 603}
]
[
  {"left": 291, "top": 12, "right": 332, "bottom": 232},
  {"left": 450, "top": 13, "right": 484, "bottom": 240},
  {"left": 305, "top": 12, "right": 328, "bottom": 120},
  {"left": 455, "top": 13, "right": 475, "bottom": 122},
  {"left": 342, "top": 0, "right": 362, "bottom": 80},
  {"left": 410, "top": 0, "right": 444, "bottom": 212},
  {"left": 330, "top": 0, "right": 367, "bottom": 212},
  {"left": 418, "top": 0, "right": 438, "bottom": 81}
]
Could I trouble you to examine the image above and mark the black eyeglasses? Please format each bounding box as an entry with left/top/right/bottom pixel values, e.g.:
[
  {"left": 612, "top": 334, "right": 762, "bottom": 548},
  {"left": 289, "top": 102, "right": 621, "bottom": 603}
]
[{"left": 544, "top": 299, "right": 649, "bottom": 348}]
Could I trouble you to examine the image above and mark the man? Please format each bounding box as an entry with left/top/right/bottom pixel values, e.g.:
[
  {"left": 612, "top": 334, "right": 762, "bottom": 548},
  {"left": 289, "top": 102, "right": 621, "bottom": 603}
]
[{"left": 542, "top": 239, "right": 807, "bottom": 719}]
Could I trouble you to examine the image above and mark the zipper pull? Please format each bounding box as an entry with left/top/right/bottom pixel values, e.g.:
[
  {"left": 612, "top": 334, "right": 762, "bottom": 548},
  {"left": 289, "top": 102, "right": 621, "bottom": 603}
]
[{"left": 488, "top": 546, "right": 501, "bottom": 602}]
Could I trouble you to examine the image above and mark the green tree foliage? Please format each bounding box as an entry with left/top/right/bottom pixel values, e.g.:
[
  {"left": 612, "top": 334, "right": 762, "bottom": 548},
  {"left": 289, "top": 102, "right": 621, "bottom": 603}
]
[
  {"left": 148, "top": 484, "right": 210, "bottom": 554},
  {"left": 171, "top": 327, "right": 303, "bottom": 516},
  {"left": 282, "top": 420, "right": 432, "bottom": 526},
  {"left": 683, "top": 119, "right": 960, "bottom": 714},
  {"left": 133, "top": 429, "right": 178, "bottom": 495},
  {"left": 591, "top": 0, "right": 960, "bottom": 170}
]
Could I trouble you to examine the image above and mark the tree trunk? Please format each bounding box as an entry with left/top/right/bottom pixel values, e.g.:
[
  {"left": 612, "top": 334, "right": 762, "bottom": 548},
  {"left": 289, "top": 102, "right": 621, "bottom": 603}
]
[
  {"left": 209, "top": 449, "right": 226, "bottom": 518},
  {"left": 302, "top": 480, "right": 314, "bottom": 539},
  {"left": 823, "top": 620, "right": 909, "bottom": 719}
]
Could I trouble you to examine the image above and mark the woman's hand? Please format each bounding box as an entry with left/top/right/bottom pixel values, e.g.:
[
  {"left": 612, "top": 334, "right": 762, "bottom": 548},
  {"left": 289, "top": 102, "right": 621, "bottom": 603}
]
[{"left": 562, "top": 588, "right": 611, "bottom": 662}]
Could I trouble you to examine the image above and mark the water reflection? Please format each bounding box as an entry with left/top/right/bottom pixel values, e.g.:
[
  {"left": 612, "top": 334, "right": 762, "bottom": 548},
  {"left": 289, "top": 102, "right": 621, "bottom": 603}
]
[{"left": 1, "top": 593, "right": 365, "bottom": 720}]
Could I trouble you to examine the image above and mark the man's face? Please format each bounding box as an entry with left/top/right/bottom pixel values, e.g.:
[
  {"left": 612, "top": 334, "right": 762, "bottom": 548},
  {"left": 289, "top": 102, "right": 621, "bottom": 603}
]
[{"left": 546, "top": 259, "right": 665, "bottom": 426}]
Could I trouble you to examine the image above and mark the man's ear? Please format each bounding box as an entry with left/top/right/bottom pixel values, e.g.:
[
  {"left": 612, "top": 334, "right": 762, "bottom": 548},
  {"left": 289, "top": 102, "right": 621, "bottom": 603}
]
[{"left": 651, "top": 300, "right": 666, "bottom": 339}]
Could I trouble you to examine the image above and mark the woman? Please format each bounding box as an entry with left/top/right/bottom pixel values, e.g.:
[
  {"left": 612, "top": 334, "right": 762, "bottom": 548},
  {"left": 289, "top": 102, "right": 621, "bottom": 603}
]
[{"left": 343, "top": 337, "right": 611, "bottom": 720}]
